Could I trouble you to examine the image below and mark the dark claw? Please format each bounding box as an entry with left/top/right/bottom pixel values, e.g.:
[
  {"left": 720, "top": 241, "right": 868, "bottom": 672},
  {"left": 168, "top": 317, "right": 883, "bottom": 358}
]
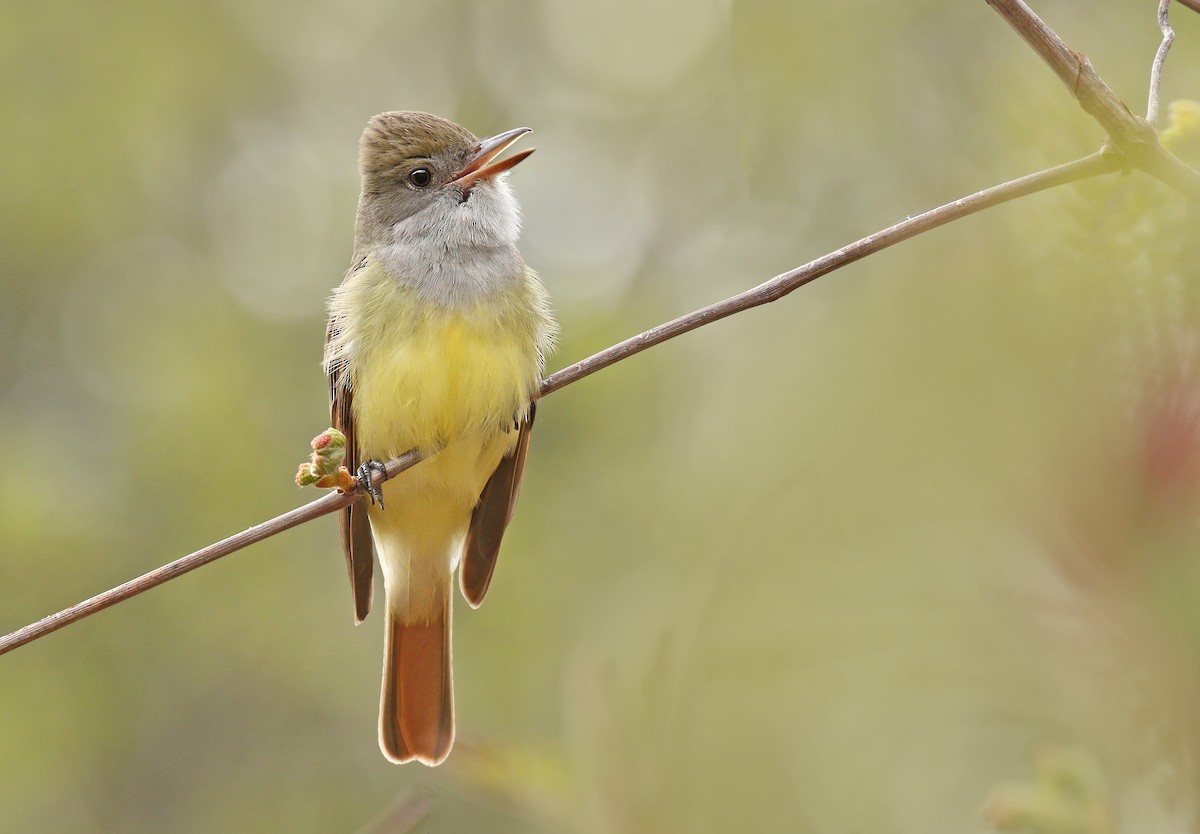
[{"left": 356, "top": 460, "right": 387, "bottom": 509}]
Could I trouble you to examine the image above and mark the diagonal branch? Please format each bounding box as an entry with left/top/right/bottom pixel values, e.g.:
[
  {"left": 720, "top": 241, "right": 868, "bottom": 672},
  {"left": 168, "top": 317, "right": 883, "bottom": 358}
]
[
  {"left": 539, "top": 152, "right": 1119, "bottom": 397},
  {"left": 0, "top": 451, "right": 423, "bottom": 655},
  {"left": 1138, "top": 145, "right": 1200, "bottom": 202},
  {"left": 985, "top": 0, "right": 1157, "bottom": 149},
  {"left": 986, "top": 0, "right": 1200, "bottom": 204},
  {"left": 0, "top": 152, "right": 1121, "bottom": 658}
]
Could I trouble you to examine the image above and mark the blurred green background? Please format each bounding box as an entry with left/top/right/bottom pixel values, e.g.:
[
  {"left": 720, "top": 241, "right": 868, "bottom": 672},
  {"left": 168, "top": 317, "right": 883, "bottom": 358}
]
[{"left": 3, "top": 0, "right": 1200, "bottom": 831}]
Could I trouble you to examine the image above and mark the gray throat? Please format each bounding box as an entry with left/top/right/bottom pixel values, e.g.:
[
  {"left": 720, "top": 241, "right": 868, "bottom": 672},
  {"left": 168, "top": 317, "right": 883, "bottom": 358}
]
[{"left": 372, "top": 237, "right": 524, "bottom": 307}]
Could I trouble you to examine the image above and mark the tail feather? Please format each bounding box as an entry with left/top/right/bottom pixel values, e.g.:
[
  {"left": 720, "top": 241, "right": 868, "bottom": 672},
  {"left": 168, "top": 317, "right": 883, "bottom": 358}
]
[{"left": 379, "top": 596, "right": 454, "bottom": 765}]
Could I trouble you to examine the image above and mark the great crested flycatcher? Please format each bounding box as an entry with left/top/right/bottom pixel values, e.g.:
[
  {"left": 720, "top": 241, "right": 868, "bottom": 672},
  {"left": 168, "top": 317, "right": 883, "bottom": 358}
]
[{"left": 323, "top": 111, "right": 556, "bottom": 765}]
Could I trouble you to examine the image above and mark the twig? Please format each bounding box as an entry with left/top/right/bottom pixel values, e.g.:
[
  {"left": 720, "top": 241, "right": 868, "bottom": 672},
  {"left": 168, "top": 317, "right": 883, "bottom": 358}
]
[
  {"left": 1137, "top": 145, "right": 1200, "bottom": 203},
  {"left": 0, "top": 452, "right": 422, "bottom": 656},
  {"left": 1177, "top": 0, "right": 1200, "bottom": 16},
  {"left": 985, "top": 0, "right": 1157, "bottom": 150},
  {"left": 985, "top": 0, "right": 1200, "bottom": 204},
  {"left": 0, "top": 152, "right": 1121, "bottom": 658},
  {"left": 540, "top": 151, "right": 1119, "bottom": 396},
  {"left": 1148, "top": 0, "right": 1175, "bottom": 125}
]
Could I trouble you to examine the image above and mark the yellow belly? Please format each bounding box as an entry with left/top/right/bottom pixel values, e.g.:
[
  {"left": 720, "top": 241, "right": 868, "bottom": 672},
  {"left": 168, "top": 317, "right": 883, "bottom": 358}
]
[
  {"left": 354, "top": 307, "right": 536, "bottom": 461},
  {"left": 330, "top": 258, "right": 552, "bottom": 464},
  {"left": 327, "top": 258, "right": 552, "bottom": 614},
  {"left": 352, "top": 292, "right": 543, "bottom": 604}
]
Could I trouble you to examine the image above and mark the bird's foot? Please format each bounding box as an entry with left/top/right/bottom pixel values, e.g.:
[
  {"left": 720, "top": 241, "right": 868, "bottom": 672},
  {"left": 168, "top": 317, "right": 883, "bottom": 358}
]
[{"left": 356, "top": 460, "right": 387, "bottom": 509}]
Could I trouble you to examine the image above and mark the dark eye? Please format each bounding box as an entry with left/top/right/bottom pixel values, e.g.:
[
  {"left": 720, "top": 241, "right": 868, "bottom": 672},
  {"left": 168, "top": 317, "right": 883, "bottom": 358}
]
[{"left": 408, "top": 168, "right": 432, "bottom": 188}]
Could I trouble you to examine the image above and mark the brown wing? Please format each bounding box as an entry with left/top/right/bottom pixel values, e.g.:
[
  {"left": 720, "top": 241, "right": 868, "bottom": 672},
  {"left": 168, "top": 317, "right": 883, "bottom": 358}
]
[
  {"left": 327, "top": 315, "right": 374, "bottom": 624},
  {"left": 459, "top": 402, "right": 537, "bottom": 608}
]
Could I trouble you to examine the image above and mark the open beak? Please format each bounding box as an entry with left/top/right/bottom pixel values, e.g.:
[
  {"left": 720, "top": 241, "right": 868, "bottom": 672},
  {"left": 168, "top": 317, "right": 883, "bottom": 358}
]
[{"left": 448, "top": 127, "right": 534, "bottom": 191}]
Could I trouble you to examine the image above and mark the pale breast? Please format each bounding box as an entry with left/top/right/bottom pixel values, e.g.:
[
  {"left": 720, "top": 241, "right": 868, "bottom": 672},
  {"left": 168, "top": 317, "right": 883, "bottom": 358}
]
[{"left": 326, "top": 253, "right": 554, "bottom": 461}]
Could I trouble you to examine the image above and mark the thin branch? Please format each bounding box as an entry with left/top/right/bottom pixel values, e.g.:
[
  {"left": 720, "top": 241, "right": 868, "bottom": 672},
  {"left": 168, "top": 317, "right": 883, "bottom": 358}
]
[
  {"left": 985, "top": 0, "right": 1200, "bottom": 204},
  {"left": 0, "top": 151, "right": 1121, "bottom": 659},
  {"left": 540, "top": 151, "right": 1120, "bottom": 397},
  {"left": 985, "top": 0, "right": 1157, "bottom": 150},
  {"left": 1177, "top": 0, "right": 1200, "bottom": 16},
  {"left": 1138, "top": 145, "right": 1200, "bottom": 203},
  {"left": 0, "top": 453, "right": 422, "bottom": 656},
  {"left": 1148, "top": 0, "right": 1175, "bottom": 125}
]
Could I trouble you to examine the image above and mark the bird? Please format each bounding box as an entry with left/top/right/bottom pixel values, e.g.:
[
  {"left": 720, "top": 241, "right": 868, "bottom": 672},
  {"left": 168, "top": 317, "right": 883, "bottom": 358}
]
[{"left": 323, "top": 111, "right": 556, "bottom": 765}]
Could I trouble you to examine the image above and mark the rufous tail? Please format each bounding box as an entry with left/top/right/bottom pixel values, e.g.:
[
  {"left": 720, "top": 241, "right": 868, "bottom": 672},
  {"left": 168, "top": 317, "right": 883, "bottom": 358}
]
[{"left": 379, "top": 595, "right": 454, "bottom": 765}]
